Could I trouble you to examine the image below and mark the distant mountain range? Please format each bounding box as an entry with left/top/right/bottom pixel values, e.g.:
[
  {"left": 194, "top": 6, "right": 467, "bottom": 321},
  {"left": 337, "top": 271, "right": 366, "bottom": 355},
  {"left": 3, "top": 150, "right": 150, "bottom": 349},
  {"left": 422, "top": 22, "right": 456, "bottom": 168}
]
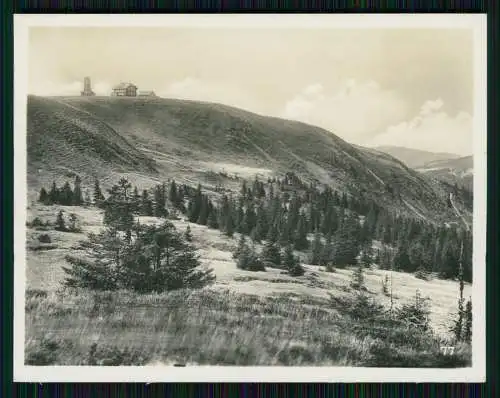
[
  {"left": 373, "top": 146, "right": 462, "bottom": 169},
  {"left": 374, "top": 146, "right": 473, "bottom": 192},
  {"left": 27, "top": 95, "right": 472, "bottom": 223}
]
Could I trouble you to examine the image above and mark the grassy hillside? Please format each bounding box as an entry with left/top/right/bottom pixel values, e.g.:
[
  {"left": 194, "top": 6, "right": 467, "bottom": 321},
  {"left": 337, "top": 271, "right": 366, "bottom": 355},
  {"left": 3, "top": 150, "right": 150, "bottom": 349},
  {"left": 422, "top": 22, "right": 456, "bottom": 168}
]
[
  {"left": 27, "top": 96, "right": 158, "bottom": 195},
  {"left": 27, "top": 96, "right": 470, "bottom": 223}
]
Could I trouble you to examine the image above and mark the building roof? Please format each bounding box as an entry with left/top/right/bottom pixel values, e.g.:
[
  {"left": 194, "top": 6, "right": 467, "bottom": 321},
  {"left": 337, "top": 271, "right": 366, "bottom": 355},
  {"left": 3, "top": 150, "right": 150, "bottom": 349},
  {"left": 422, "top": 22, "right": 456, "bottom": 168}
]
[{"left": 112, "top": 82, "right": 137, "bottom": 90}]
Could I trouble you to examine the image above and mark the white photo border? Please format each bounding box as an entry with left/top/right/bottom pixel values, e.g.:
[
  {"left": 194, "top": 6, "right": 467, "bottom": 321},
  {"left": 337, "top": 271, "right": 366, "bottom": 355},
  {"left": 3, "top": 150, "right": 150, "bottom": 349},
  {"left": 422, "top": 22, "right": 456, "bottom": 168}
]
[{"left": 13, "top": 13, "right": 487, "bottom": 383}]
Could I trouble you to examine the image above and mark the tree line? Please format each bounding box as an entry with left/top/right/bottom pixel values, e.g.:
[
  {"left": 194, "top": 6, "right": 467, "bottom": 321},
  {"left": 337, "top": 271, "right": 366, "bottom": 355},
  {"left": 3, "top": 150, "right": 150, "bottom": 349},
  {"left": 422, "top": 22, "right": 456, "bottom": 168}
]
[{"left": 38, "top": 171, "right": 472, "bottom": 282}]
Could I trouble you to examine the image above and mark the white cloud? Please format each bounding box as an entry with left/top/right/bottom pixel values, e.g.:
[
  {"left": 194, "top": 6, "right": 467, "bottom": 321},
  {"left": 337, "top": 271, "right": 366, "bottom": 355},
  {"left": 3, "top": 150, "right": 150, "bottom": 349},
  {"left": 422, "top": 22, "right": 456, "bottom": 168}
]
[
  {"left": 280, "top": 80, "right": 409, "bottom": 143},
  {"left": 160, "top": 77, "right": 263, "bottom": 113},
  {"left": 369, "top": 99, "right": 472, "bottom": 156}
]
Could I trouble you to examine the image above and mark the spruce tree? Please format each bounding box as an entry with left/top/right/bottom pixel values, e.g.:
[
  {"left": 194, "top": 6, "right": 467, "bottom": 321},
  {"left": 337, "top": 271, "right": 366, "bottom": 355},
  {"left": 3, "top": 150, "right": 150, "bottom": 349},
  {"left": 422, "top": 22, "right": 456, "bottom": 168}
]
[
  {"left": 132, "top": 186, "right": 141, "bottom": 214},
  {"left": 350, "top": 265, "right": 365, "bottom": 290},
  {"left": 49, "top": 181, "right": 59, "bottom": 204},
  {"left": 61, "top": 181, "right": 74, "bottom": 206},
  {"left": 154, "top": 184, "right": 168, "bottom": 218},
  {"left": 207, "top": 205, "right": 219, "bottom": 229},
  {"left": 93, "top": 178, "right": 105, "bottom": 207},
  {"left": 73, "top": 176, "right": 83, "bottom": 206},
  {"left": 103, "top": 179, "right": 135, "bottom": 243},
  {"left": 464, "top": 298, "right": 472, "bottom": 343},
  {"left": 68, "top": 213, "right": 78, "bottom": 232},
  {"left": 55, "top": 210, "right": 66, "bottom": 231},
  {"left": 38, "top": 187, "right": 49, "bottom": 205},
  {"left": 261, "top": 226, "right": 281, "bottom": 266},
  {"left": 184, "top": 225, "right": 193, "bottom": 242},
  {"left": 233, "top": 233, "right": 247, "bottom": 260},
  {"left": 141, "top": 190, "right": 153, "bottom": 216},
  {"left": 283, "top": 245, "right": 304, "bottom": 277},
  {"left": 310, "top": 232, "right": 323, "bottom": 265},
  {"left": 197, "top": 195, "right": 209, "bottom": 225},
  {"left": 294, "top": 213, "right": 309, "bottom": 251},
  {"left": 243, "top": 206, "right": 257, "bottom": 236},
  {"left": 62, "top": 229, "right": 123, "bottom": 291}
]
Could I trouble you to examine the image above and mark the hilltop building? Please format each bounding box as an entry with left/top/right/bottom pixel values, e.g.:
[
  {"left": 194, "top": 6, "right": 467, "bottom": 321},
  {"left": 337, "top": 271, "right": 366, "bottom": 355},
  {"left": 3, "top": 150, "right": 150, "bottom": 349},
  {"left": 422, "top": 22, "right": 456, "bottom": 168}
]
[
  {"left": 80, "top": 77, "right": 95, "bottom": 96},
  {"left": 111, "top": 82, "right": 138, "bottom": 97}
]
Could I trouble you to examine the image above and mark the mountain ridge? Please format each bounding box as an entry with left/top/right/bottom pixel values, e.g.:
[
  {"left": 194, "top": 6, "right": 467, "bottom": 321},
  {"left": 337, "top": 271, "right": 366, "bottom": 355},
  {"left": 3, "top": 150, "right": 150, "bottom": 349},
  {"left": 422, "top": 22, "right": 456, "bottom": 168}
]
[{"left": 27, "top": 95, "right": 471, "bottom": 224}]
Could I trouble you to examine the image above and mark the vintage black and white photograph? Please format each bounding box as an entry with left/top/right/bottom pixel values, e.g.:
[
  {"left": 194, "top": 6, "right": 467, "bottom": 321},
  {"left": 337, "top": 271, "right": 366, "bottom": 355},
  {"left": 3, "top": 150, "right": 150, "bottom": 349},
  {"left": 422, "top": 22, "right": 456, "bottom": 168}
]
[{"left": 14, "top": 14, "right": 487, "bottom": 382}]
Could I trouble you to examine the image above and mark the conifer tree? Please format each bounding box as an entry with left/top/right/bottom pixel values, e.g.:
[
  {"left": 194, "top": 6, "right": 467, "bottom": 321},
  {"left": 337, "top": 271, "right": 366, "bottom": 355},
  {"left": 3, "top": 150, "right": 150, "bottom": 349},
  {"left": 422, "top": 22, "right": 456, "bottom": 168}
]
[
  {"left": 283, "top": 245, "right": 304, "bottom": 277},
  {"left": 243, "top": 205, "right": 257, "bottom": 235},
  {"left": 294, "top": 213, "right": 309, "bottom": 251},
  {"left": 262, "top": 226, "right": 281, "bottom": 266},
  {"left": 141, "top": 189, "right": 153, "bottom": 216},
  {"left": 61, "top": 181, "right": 74, "bottom": 206},
  {"left": 235, "top": 201, "right": 245, "bottom": 233},
  {"left": 154, "top": 184, "right": 168, "bottom": 218},
  {"left": 132, "top": 186, "right": 141, "bottom": 214},
  {"left": 233, "top": 233, "right": 247, "bottom": 260},
  {"left": 184, "top": 225, "right": 193, "bottom": 242},
  {"left": 93, "top": 178, "right": 105, "bottom": 207},
  {"left": 38, "top": 187, "right": 49, "bottom": 205},
  {"left": 49, "top": 181, "right": 59, "bottom": 205},
  {"left": 464, "top": 298, "right": 472, "bottom": 343},
  {"left": 73, "top": 176, "right": 83, "bottom": 206},
  {"left": 207, "top": 204, "right": 219, "bottom": 229},
  {"left": 55, "top": 210, "right": 66, "bottom": 231},
  {"left": 103, "top": 179, "right": 135, "bottom": 243},
  {"left": 63, "top": 228, "right": 123, "bottom": 291},
  {"left": 310, "top": 232, "right": 323, "bottom": 265},
  {"left": 197, "top": 195, "right": 210, "bottom": 225},
  {"left": 350, "top": 265, "right": 365, "bottom": 290}
]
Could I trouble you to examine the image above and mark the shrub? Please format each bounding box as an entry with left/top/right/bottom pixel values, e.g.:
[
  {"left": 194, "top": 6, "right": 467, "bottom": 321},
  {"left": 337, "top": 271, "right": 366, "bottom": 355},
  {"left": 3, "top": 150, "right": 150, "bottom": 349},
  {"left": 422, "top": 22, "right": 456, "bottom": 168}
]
[
  {"left": 236, "top": 239, "right": 266, "bottom": 272},
  {"left": 394, "top": 290, "right": 431, "bottom": 332},
  {"left": 37, "top": 234, "right": 52, "bottom": 243}
]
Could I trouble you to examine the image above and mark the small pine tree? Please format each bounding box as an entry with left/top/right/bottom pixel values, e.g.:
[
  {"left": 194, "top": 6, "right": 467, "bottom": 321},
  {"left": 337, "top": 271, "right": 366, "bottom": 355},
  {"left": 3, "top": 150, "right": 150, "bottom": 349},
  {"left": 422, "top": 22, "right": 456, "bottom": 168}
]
[
  {"left": 184, "top": 225, "right": 193, "bottom": 242},
  {"left": 68, "top": 213, "right": 79, "bottom": 232},
  {"left": 49, "top": 181, "right": 59, "bottom": 204},
  {"left": 382, "top": 274, "right": 390, "bottom": 296},
  {"left": 73, "top": 176, "right": 83, "bottom": 206},
  {"left": 55, "top": 210, "right": 66, "bottom": 232},
  {"left": 236, "top": 238, "right": 265, "bottom": 272},
  {"left": 61, "top": 181, "right": 74, "bottom": 206},
  {"left": 207, "top": 207, "right": 219, "bottom": 229},
  {"left": 350, "top": 265, "right": 365, "bottom": 290},
  {"left": 310, "top": 232, "right": 323, "bottom": 265},
  {"left": 283, "top": 245, "right": 304, "bottom": 277},
  {"left": 262, "top": 228, "right": 281, "bottom": 266},
  {"left": 233, "top": 234, "right": 247, "bottom": 260},
  {"left": 140, "top": 190, "right": 153, "bottom": 216},
  {"left": 464, "top": 297, "right": 472, "bottom": 344},
  {"left": 93, "top": 178, "right": 105, "bottom": 208},
  {"left": 38, "top": 187, "right": 49, "bottom": 205}
]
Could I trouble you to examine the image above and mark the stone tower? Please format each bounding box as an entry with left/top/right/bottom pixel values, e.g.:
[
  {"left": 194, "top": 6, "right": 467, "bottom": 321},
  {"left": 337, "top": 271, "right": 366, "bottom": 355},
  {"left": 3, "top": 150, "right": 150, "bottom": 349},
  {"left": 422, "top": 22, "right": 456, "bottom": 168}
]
[{"left": 81, "top": 76, "right": 95, "bottom": 96}]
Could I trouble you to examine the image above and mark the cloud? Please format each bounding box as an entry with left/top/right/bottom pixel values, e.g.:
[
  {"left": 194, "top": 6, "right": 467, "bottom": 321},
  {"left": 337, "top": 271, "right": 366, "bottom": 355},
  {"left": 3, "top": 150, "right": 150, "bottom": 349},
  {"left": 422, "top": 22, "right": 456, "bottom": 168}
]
[
  {"left": 280, "top": 80, "right": 409, "bottom": 143},
  {"left": 369, "top": 99, "right": 472, "bottom": 156},
  {"left": 160, "top": 77, "right": 263, "bottom": 113},
  {"left": 30, "top": 80, "right": 113, "bottom": 96}
]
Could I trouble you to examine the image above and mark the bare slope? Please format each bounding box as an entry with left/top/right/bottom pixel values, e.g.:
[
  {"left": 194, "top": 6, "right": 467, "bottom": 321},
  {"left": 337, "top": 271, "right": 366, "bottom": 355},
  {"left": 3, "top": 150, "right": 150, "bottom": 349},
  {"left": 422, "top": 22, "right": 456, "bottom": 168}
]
[
  {"left": 27, "top": 95, "right": 158, "bottom": 192},
  {"left": 27, "top": 96, "right": 470, "bottom": 222}
]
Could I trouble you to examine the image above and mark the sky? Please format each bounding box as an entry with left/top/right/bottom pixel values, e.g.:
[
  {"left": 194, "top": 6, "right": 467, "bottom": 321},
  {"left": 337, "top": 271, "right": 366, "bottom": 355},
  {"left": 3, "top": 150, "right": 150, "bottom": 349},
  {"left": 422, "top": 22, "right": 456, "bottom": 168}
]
[{"left": 28, "top": 27, "right": 474, "bottom": 156}]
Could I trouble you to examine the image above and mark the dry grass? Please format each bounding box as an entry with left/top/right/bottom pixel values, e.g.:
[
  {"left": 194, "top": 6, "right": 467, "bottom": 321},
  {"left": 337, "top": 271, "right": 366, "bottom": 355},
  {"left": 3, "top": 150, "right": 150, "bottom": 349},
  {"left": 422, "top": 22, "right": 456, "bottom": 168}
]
[
  {"left": 24, "top": 203, "right": 472, "bottom": 367},
  {"left": 25, "top": 288, "right": 471, "bottom": 367}
]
